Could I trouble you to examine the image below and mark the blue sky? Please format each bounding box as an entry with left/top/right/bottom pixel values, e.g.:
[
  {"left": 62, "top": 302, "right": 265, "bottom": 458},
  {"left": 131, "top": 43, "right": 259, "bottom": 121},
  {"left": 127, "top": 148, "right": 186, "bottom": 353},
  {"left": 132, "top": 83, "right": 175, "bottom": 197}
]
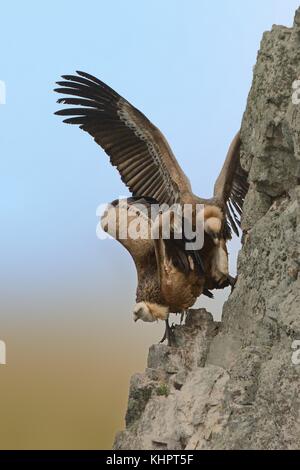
[{"left": 1, "top": 0, "right": 299, "bottom": 313}]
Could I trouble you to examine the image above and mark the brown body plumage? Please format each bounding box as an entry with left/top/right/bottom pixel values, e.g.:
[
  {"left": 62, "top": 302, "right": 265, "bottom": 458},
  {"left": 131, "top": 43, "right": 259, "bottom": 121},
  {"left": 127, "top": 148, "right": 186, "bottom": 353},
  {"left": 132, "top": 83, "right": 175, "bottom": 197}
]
[{"left": 101, "top": 197, "right": 205, "bottom": 321}]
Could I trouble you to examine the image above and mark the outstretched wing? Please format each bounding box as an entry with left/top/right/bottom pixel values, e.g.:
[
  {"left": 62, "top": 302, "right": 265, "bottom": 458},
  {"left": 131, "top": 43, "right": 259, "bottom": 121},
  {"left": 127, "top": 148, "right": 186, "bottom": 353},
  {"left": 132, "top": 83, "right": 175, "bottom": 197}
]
[
  {"left": 213, "top": 132, "right": 249, "bottom": 237},
  {"left": 55, "top": 71, "right": 192, "bottom": 206}
]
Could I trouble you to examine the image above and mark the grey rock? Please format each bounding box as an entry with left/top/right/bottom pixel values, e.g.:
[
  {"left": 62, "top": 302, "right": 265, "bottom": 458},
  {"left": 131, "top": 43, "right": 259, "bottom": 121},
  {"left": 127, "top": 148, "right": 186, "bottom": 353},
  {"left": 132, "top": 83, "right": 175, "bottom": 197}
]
[{"left": 114, "top": 10, "right": 300, "bottom": 450}]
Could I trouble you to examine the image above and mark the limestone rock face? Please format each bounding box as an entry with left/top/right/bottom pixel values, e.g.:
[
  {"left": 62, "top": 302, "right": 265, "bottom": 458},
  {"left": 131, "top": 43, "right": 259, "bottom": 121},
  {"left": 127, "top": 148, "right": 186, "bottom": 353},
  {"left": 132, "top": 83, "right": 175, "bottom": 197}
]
[{"left": 114, "top": 10, "right": 300, "bottom": 450}]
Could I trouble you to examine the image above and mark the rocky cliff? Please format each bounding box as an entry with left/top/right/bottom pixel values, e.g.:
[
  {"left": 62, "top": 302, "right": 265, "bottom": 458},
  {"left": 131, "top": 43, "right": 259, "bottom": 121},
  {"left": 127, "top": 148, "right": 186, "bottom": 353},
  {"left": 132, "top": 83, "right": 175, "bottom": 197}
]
[{"left": 114, "top": 10, "right": 300, "bottom": 450}]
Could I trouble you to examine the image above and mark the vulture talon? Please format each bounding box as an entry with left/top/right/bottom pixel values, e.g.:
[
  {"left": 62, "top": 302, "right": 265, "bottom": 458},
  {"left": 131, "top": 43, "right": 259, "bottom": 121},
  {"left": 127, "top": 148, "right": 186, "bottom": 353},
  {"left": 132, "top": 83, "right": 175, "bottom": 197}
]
[
  {"left": 160, "top": 319, "right": 176, "bottom": 346},
  {"left": 180, "top": 310, "right": 188, "bottom": 324},
  {"left": 203, "top": 289, "right": 214, "bottom": 299},
  {"left": 227, "top": 274, "right": 237, "bottom": 291}
]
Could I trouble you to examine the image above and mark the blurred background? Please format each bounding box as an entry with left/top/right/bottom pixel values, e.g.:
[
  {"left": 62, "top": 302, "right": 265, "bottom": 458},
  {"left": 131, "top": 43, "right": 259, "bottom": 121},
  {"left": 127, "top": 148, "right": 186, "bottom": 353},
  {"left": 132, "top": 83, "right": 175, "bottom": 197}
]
[{"left": 0, "top": 0, "right": 299, "bottom": 450}]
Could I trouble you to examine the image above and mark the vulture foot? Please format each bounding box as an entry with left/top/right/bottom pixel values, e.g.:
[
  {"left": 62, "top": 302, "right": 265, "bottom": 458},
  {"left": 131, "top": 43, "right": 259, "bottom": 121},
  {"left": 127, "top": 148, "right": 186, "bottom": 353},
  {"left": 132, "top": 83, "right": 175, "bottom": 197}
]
[
  {"left": 203, "top": 289, "right": 214, "bottom": 299},
  {"left": 159, "top": 319, "right": 176, "bottom": 346},
  {"left": 227, "top": 274, "right": 237, "bottom": 291},
  {"left": 180, "top": 310, "right": 188, "bottom": 324}
]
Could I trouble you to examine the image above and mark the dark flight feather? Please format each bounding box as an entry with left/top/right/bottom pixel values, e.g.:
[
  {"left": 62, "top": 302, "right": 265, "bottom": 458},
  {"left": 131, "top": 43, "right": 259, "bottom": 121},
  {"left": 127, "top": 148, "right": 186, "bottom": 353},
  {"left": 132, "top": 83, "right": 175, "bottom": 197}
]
[{"left": 55, "top": 71, "right": 192, "bottom": 207}]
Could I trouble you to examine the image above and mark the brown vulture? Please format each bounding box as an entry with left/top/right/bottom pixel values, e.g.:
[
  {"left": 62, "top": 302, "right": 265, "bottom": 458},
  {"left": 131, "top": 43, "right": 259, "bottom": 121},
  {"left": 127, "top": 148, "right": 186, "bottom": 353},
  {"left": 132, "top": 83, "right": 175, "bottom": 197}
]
[{"left": 55, "top": 71, "right": 248, "bottom": 344}]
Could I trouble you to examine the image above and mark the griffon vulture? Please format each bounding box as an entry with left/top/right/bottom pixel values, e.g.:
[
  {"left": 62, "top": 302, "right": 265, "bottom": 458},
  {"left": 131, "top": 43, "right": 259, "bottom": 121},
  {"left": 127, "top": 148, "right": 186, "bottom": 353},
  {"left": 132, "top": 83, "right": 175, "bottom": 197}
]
[{"left": 54, "top": 71, "right": 248, "bottom": 342}]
